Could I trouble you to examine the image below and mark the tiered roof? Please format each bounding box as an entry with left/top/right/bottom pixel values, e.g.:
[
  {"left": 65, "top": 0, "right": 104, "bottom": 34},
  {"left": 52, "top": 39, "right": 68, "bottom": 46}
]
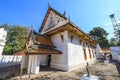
[{"left": 24, "top": 29, "right": 62, "bottom": 55}]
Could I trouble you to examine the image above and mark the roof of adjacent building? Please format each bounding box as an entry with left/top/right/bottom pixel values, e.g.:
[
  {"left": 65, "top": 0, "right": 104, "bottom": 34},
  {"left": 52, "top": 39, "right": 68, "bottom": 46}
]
[
  {"left": 25, "top": 46, "right": 61, "bottom": 55},
  {"left": 110, "top": 46, "right": 120, "bottom": 51},
  {"left": 26, "top": 29, "right": 62, "bottom": 55},
  {"left": 13, "top": 50, "right": 26, "bottom": 55},
  {"left": 101, "top": 48, "right": 111, "bottom": 54}
]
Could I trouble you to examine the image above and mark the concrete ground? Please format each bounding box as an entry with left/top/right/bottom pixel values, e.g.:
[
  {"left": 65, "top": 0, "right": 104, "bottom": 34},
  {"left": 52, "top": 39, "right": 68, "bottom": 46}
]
[{"left": 0, "top": 60, "right": 120, "bottom": 80}]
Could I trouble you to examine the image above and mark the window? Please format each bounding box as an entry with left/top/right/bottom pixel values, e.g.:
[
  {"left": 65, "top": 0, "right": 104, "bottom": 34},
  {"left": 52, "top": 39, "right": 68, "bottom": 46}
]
[
  {"left": 83, "top": 42, "right": 85, "bottom": 47},
  {"left": 92, "top": 49, "right": 95, "bottom": 58},
  {"left": 60, "top": 34, "right": 64, "bottom": 42},
  {"left": 79, "top": 40, "right": 82, "bottom": 45},
  {"left": 89, "top": 49, "right": 92, "bottom": 59},
  {"left": 86, "top": 43, "right": 87, "bottom": 47},
  {"left": 70, "top": 35, "right": 74, "bottom": 42},
  {"left": 83, "top": 48, "right": 87, "bottom": 60}
]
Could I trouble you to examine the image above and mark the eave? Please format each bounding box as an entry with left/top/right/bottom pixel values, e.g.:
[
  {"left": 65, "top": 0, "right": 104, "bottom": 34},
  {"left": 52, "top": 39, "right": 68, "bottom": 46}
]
[{"left": 43, "top": 22, "right": 97, "bottom": 46}]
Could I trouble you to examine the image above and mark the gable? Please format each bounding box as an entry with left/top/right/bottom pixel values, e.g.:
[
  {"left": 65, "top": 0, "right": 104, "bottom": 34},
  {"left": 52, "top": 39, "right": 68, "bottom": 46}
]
[
  {"left": 39, "top": 7, "right": 68, "bottom": 34},
  {"left": 38, "top": 7, "right": 96, "bottom": 46},
  {"left": 27, "top": 29, "right": 56, "bottom": 48}
]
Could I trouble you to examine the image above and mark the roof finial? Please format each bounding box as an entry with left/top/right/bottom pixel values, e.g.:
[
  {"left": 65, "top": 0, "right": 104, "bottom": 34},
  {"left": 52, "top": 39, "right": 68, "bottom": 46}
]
[
  {"left": 63, "top": 10, "right": 66, "bottom": 16},
  {"left": 69, "top": 15, "right": 70, "bottom": 21},
  {"left": 31, "top": 24, "right": 34, "bottom": 30},
  {"left": 48, "top": 3, "right": 51, "bottom": 8}
]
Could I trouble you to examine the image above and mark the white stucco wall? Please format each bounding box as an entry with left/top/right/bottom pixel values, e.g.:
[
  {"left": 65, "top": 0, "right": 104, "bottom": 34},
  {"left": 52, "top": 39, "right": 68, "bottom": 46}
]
[
  {"left": 96, "top": 44, "right": 103, "bottom": 59},
  {"left": 27, "top": 55, "right": 41, "bottom": 74},
  {"left": 0, "top": 28, "right": 7, "bottom": 56},
  {"left": 118, "top": 56, "right": 120, "bottom": 62},
  {"left": 50, "top": 31, "right": 69, "bottom": 71},
  {"left": 21, "top": 55, "right": 28, "bottom": 69},
  {"left": 67, "top": 43, "right": 84, "bottom": 70},
  {"left": 50, "top": 30, "right": 96, "bottom": 71},
  {"left": 67, "top": 31, "right": 96, "bottom": 71},
  {"left": 111, "top": 51, "right": 119, "bottom": 60},
  {"left": 40, "top": 55, "right": 47, "bottom": 66},
  {"left": 110, "top": 46, "right": 120, "bottom": 61},
  {"left": 0, "top": 47, "right": 4, "bottom": 56}
]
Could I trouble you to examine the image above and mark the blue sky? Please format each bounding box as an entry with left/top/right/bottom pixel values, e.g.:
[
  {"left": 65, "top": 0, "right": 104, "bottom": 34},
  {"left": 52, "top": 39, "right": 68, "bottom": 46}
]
[{"left": 0, "top": 0, "right": 120, "bottom": 39}]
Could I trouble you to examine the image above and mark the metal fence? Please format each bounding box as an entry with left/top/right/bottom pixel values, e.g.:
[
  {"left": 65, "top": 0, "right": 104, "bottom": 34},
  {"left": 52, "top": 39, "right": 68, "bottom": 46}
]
[{"left": 0, "top": 55, "right": 22, "bottom": 67}]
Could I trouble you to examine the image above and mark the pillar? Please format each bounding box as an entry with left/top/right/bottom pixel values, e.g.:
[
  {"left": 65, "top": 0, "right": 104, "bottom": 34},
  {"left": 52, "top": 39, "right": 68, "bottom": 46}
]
[
  {"left": 21, "top": 55, "right": 29, "bottom": 69},
  {"left": 27, "top": 55, "right": 41, "bottom": 74}
]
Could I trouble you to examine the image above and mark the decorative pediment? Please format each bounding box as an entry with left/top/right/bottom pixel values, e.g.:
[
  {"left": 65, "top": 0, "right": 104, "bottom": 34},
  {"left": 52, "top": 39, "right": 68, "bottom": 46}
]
[{"left": 39, "top": 7, "right": 68, "bottom": 34}]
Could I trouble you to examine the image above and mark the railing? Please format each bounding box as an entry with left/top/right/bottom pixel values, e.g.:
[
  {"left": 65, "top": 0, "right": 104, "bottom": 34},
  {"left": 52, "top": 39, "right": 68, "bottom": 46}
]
[{"left": 0, "top": 55, "right": 22, "bottom": 64}]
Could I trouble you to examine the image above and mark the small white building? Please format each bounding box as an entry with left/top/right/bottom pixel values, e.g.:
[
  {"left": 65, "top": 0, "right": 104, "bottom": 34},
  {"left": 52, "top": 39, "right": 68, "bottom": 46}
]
[
  {"left": 96, "top": 44, "right": 103, "bottom": 59},
  {"left": 20, "top": 7, "right": 97, "bottom": 74},
  {"left": 96, "top": 44, "right": 111, "bottom": 60},
  {"left": 0, "top": 28, "right": 7, "bottom": 56},
  {"left": 110, "top": 46, "right": 120, "bottom": 62}
]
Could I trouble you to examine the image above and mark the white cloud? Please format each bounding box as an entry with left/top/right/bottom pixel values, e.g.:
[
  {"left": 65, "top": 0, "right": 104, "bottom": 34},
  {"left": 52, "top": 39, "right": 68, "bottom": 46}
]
[
  {"left": 103, "top": 22, "right": 115, "bottom": 39},
  {"left": 117, "top": 20, "right": 120, "bottom": 23},
  {"left": 104, "top": 22, "right": 112, "bottom": 26},
  {"left": 104, "top": 20, "right": 120, "bottom": 26}
]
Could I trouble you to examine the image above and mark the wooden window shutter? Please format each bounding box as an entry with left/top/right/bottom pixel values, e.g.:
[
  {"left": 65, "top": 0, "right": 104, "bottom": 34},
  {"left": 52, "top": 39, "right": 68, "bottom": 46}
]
[
  {"left": 89, "top": 49, "right": 92, "bottom": 59},
  {"left": 83, "top": 48, "right": 87, "bottom": 60},
  {"left": 60, "top": 34, "right": 64, "bottom": 42},
  {"left": 71, "top": 35, "right": 74, "bottom": 42}
]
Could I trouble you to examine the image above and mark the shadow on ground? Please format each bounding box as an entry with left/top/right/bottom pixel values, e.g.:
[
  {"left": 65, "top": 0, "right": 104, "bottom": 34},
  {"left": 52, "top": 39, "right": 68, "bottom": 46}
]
[
  {"left": 0, "top": 60, "right": 120, "bottom": 80},
  {"left": 0, "top": 65, "right": 63, "bottom": 80},
  {"left": 109, "top": 60, "right": 120, "bottom": 75},
  {"left": 0, "top": 64, "right": 27, "bottom": 80}
]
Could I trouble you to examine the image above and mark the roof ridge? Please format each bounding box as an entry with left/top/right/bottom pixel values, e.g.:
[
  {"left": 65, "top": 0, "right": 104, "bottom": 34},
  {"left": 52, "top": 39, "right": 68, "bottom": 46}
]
[{"left": 49, "top": 6, "right": 68, "bottom": 19}]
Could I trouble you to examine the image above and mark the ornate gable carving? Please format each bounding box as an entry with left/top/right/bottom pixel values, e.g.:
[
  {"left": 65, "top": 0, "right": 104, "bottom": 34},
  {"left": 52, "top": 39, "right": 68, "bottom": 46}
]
[{"left": 40, "top": 7, "right": 68, "bottom": 34}]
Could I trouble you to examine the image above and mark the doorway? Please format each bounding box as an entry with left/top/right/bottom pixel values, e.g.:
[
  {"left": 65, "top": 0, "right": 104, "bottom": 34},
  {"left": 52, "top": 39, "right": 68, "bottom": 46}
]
[
  {"left": 47, "top": 55, "right": 51, "bottom": 67},
  {"left": 110, "top": 54, "right": 112, "bottom": 60}
]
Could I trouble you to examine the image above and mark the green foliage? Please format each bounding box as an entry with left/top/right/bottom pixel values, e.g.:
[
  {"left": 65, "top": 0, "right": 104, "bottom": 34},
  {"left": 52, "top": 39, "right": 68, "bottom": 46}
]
[
  {"left": 89, "top": 27, "right": 108, "bottom": 40},
  {"left": 114, "top": 29, "right": 120, "bottom": 45},
  {"left": 0, "top": 24, "right": 30, "bottom": 55},
  {"left": 99, "top": 37, "right": 109, "bottom": 48},
  {"left": 109, "top": 37, "right": 117, "bottom": 46},
  {"left": 89, "top": 27, "right": 109, "bottom": 48}
]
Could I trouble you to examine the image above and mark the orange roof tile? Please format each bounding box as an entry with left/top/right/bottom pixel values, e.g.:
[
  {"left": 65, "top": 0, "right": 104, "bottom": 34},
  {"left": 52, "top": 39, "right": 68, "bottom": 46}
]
[
  {"left": 36, "top": 35, "right": 55, "bottom": 48},
  {"left": 23, "top": 29, "right": 62, "bottom": 55},
  {"left": 25, "top": 47, "right": 62, "bottom": 55},
  {"left": 13, "top": 50, "right": 26, "bottom": 55}
]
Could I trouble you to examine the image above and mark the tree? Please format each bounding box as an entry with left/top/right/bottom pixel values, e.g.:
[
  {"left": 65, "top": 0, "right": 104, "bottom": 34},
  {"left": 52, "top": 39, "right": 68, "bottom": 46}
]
[
  {"left": 0, "top": 24, "right": 30, "bottom": 55},
  {"left": 99, "top": 37, "right": 109, "bottom": 48},
  {"left": 109, "top": 37, "right": 117, "bottom": 46},
  {"left": 89, "top": 27, "right": 109, "bottom": 48},
  {"left": 114, "top": 29, "right": 120, "bottom": 45}
]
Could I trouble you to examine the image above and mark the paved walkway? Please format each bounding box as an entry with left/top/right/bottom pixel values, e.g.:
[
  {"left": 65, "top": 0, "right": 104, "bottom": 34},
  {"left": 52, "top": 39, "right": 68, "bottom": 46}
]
[{"left": 0, "top": 60, "right": 120, "bottom": 80}]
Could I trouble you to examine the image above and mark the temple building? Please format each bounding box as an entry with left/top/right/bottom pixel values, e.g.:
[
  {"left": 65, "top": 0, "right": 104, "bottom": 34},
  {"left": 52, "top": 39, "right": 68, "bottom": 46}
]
[{"left": 21, "top": 7, "right": 97, "bottom": 74}]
